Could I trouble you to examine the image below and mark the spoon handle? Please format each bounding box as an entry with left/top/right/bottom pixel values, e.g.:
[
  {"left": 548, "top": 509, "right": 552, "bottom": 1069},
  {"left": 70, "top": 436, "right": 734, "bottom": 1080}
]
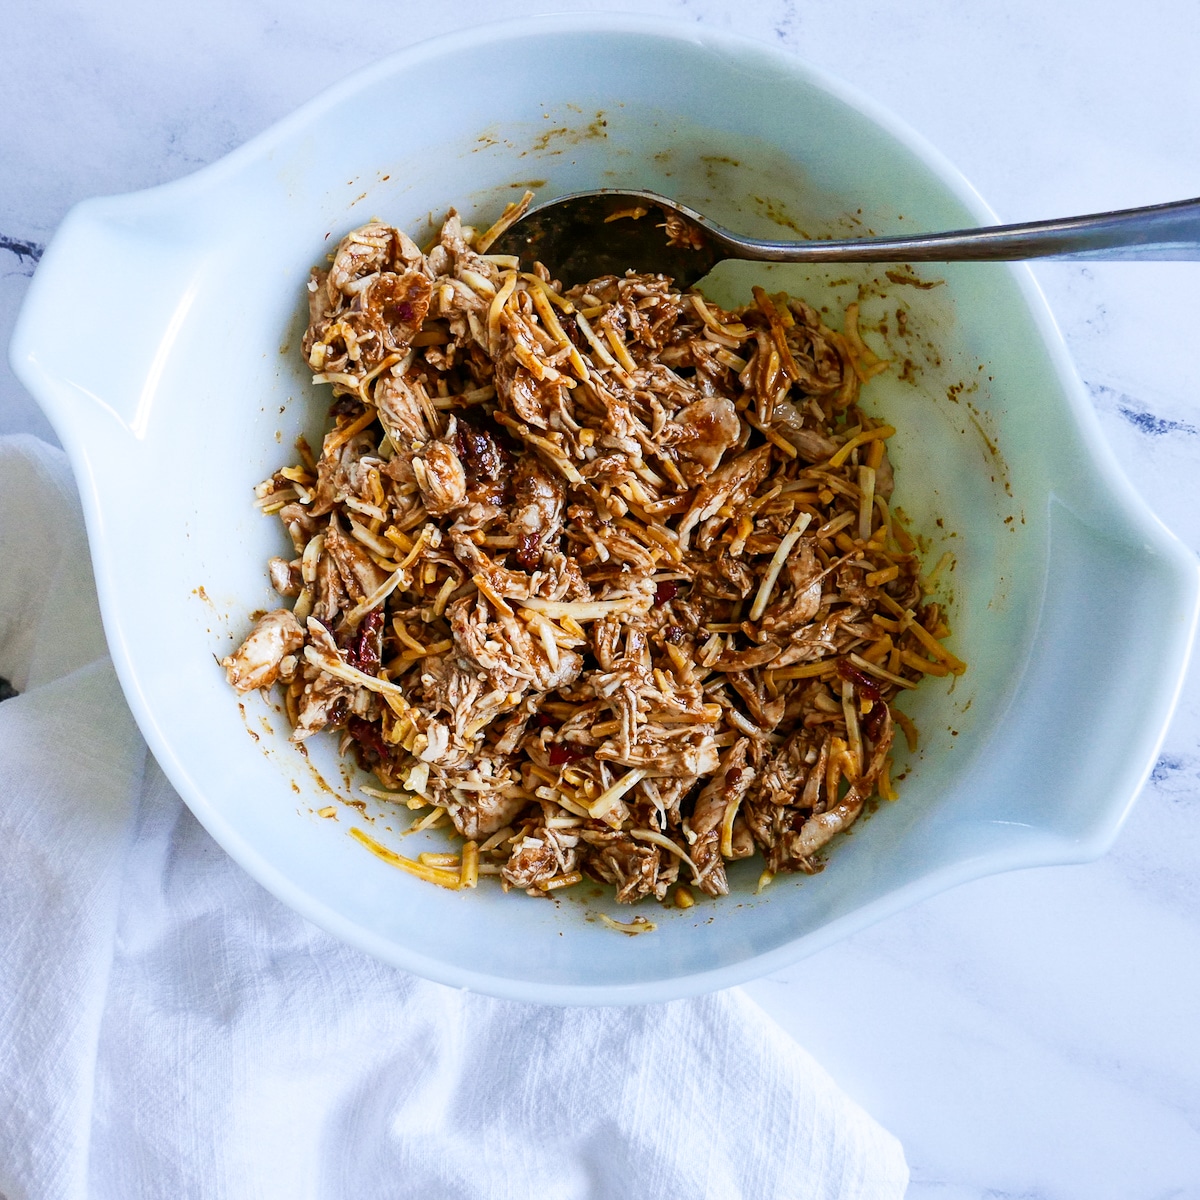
[{"left": 713, "top": 195, "right": 1200, "bottom": 263}]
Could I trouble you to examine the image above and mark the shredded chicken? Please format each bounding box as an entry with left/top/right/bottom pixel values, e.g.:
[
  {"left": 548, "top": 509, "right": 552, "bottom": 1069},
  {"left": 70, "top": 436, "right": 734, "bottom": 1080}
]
[{"left": 226, "top": 202, "right": 966, "bottom": 905}]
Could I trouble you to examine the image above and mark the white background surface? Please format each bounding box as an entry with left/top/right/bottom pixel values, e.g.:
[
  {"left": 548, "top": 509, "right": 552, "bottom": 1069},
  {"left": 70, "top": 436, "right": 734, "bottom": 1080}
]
[{"left": 4, "top": 1, "right": 1199, "bottom": 1195}]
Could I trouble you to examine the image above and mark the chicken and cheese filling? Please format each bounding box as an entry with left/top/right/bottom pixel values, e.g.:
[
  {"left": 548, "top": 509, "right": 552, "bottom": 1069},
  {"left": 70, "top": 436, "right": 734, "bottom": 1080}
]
[{"left": 223, "top": 203, "right": 964, "bottom": 904}]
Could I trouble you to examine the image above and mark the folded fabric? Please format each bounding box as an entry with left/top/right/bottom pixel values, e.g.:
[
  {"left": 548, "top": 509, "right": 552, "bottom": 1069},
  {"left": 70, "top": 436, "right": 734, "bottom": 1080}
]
[{"left": 0, "top": 434, "right": 908, "bottom": 1200}]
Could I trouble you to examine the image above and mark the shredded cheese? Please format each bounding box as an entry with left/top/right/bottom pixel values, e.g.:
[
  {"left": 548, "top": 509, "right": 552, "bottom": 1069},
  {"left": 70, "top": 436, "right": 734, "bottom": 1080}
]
[
  {"left": 749, "top": 511, "right": 813, "bottom": 620},
  {"left": 348, "top": 827, "right": 460, "bottom": 888},
  {"left": 539, "top": 871, "right": 582, "bottom": 892},
  {"left": 598, "top": 914, "right": 657, "bottom": 935},
  {"left": 719, "top": 790, "right": 743, "bottom": 860},
  {"left": 323, "top": 407, "right": 379, "bottom": 455},
  {"left": 474, "top": 191, "right": 534, "bottom": 253},
  {"left": 486, "top": 271, "right": 518, "bottom": 354},
  {"left": 629, "top": 828, "right": 701, "bottom": 881},
  {"left": 302, "top": 644, "right": 409, "bottom": 700},
  {"left": 892, "top": 707, "right": 920, "bottom": 752},
  {"left": 827, "top": 424, "right": 896, "bottom": 469},
  {"left": 343, "top": 562, "right": 409, "bottom": 628},
  {"left": 518, "top": 596, "right": 651, "bottom": 621},
  {"left": 460, "top": 841, "right": 480, "bottom": 888},
  {"left": 589, "top": 767, "right": 649, "bottom": 821},
  {"left": 847, "top": 652, "right": 916, "bottom": 690},
  {"left": 857, "top": 464, "right": 876, "bottom": 541}
]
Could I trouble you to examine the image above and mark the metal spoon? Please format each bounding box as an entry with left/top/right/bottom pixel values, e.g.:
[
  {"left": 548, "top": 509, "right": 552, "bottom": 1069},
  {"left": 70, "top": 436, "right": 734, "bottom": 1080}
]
[{"left": 489, "top": 188, "right": 1200, "bottom": 289}]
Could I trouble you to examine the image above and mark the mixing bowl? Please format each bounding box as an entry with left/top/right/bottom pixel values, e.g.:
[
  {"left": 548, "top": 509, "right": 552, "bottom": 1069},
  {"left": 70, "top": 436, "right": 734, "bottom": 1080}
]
[{"left": 11, "top": 14, "right": 1197, "bottom": 1003}]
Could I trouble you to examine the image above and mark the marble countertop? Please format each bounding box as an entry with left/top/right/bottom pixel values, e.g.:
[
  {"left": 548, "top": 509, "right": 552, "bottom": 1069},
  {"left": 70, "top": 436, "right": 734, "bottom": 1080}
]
[{"left": 5, "top": 1, "right": 1200, "bottom": 1194}]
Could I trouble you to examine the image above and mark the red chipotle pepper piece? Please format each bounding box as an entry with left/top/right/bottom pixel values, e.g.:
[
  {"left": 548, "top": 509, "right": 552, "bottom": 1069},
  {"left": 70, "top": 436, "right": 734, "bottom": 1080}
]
[
  {"left": 347, "top": 716, "right": 389, "bottom": 760},
  {"left": 655, "top": 581, "right": 678, "bottom": 605},
  {"left": 837, "top": 658, "right": 882, "bottom": 702},
  {"left": 862, "top": 701, "right": 889, "bottom": 743},
  {"left": 346, "top": 610, "right": 385, "bottom": 674},
  {"left": 515, "top": 533, "right": 541, "bottom": 571}
]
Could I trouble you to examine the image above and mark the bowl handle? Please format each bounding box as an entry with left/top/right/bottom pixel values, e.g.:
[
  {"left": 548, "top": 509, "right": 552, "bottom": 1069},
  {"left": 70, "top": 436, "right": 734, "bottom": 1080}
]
[
  {"left": 9, "top": 194, "right": 206, "bottom": 442},
  {"left": 963, "top": 495, "right": 1198, "bottom": 858}
]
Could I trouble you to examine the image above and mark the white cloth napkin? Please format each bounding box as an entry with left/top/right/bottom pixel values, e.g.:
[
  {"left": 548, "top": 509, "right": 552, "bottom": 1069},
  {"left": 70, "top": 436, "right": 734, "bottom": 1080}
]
[{"left": 0, "top": 434, "right": 908, "bottom": 1200}]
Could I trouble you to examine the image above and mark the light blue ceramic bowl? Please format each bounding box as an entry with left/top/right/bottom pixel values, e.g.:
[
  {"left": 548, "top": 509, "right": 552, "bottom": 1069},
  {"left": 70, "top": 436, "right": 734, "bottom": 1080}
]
[{"left": 11, "top": 15, "right": 1197, "bottom": 1003}]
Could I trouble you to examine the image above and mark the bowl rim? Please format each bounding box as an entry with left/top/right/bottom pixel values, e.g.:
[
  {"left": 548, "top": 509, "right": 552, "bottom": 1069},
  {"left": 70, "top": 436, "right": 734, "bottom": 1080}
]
[{"left": 12, "top": 11, "right": 1199, "bottom": 1004}]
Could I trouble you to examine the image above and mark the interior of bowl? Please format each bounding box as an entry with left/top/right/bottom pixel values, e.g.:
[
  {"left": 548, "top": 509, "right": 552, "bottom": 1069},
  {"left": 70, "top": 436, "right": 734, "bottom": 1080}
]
[{"left": 14, "top": 17, "right": 1196, "bottom": 1002}]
